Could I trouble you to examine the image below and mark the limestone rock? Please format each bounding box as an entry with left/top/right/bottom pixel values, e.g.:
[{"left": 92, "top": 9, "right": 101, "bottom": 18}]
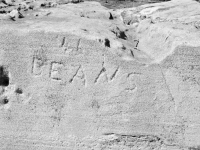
[
  {"left": 8, "top": 9, "right": 23, "bottom": 20},
  {"left": 56, "top": 0, "right": 84, "bottom": 4},
  {"left": 0, "top": 0, "right": 200, "bottom": 150},
  {"left": 0, "top": 2, "right": 8, "bottom": 8},
  {"left": 121, "top": 0, "right": 200, "bottom": 63}
]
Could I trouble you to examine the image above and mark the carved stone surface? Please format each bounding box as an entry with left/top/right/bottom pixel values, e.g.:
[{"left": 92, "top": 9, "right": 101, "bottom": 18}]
[{"left": 0, "top": 0, "right": 200, "bottom": 149}]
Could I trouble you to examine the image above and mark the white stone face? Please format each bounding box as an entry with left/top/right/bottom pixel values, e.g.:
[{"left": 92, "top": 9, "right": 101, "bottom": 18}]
[
  {"left": 0, "top": 30, "right": 191, "bottom": 150},
  {"left": 0, "top": 0, "right": 200, "bottom": 149}
]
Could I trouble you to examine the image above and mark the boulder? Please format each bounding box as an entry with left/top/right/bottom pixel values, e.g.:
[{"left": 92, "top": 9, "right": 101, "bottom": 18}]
[{"left": 8, "top": 9, "right": 23, "bottom": 20}]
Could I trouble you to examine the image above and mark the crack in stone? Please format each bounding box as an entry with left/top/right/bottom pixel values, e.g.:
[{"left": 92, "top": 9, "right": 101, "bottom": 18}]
[
  {"left": 158, "top": 64, "right": 176, "bottom": 113},
  {"left": 101, "top": 132, "right": 186, "bottom": 149},
  {"left": 77, "top": 38, "right": 81, "bottom": 51},
  {"left": 61, "top": 37, "right": 66, "bottom": 47}
]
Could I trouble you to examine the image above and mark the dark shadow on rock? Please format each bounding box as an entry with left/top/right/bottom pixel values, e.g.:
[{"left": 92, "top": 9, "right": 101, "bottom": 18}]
[{"left": 0, "top": 66, "right": 9, "bottom": 87}]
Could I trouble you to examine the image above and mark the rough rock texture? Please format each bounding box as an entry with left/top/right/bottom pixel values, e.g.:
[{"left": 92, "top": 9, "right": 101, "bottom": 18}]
[{"left": 0, "top": 0, "right": 200, "bottom": 149}]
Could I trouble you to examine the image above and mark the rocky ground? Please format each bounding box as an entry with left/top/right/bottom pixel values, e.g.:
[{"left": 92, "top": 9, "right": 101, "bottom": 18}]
[
  {"left": 86, "top": 0, "right": 147, "bottom": 9},
  {"left": 86, "top": 0, "right": 170, "bottom": 9},
  {"left": 0, "top": 0, "right": 200, "bottom": 150},
  {"left": 0, "top": 0, "right": 170, "bottom": 21}
]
